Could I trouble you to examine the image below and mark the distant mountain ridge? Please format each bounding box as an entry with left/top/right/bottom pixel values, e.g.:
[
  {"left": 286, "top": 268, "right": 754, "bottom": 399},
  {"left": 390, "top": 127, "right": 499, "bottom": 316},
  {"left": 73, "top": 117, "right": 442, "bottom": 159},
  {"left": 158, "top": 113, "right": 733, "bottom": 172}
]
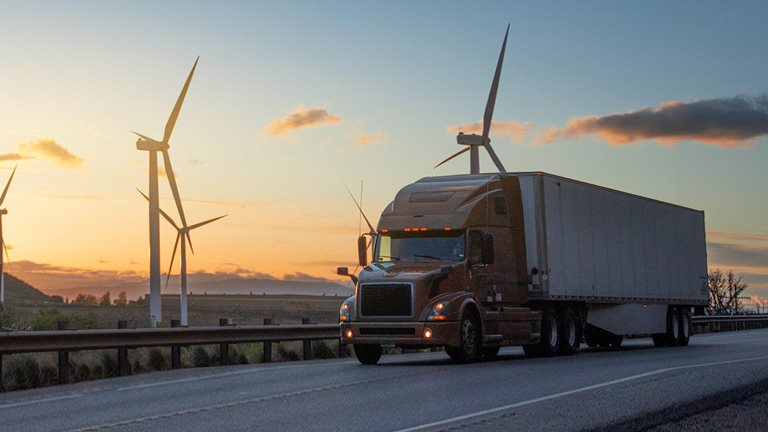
[
  {"left": 2, "top": 273, "right": 59, "bottom": 304},
  {"left": 42, "top": 275, "right": 354, "bottom": 300}
]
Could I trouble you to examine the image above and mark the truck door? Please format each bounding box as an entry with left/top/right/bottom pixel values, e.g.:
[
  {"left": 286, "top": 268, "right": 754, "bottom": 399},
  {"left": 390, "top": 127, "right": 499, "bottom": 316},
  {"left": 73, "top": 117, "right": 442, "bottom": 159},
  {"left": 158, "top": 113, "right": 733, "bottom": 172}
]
[{"left": 468, "top": 227, "right": 527, "bottom": 305}]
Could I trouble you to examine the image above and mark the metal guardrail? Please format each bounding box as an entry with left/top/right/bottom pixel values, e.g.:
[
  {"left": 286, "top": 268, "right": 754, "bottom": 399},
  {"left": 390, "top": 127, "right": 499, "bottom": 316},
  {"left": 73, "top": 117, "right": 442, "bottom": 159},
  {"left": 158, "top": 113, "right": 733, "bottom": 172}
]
[
  {"left": 692, "top": 315, "right": 768, "bottom": 333},
  {"left": 0, "top": 319, "right": 343, "bottom": 391}
]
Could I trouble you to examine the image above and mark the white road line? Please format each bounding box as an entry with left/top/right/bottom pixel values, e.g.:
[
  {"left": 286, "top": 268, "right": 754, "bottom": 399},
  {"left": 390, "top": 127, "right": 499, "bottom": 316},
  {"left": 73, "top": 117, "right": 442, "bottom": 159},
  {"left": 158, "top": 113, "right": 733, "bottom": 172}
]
[
  {"left": 0, "top": 393, "right": 82, "bottom": 410},
  {"left": 117, "top": 359, "right": 356, "bottom": 391},
  {"left": 393, "top": 355, "right": 768, "bottom": 432}
]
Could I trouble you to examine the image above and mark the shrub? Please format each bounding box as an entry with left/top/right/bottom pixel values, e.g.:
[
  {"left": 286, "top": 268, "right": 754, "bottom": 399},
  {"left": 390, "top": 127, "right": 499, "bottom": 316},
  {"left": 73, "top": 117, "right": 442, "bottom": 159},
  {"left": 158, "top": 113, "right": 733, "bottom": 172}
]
[
  {"left": 3, "top": 355, "right": 40, "bottom": 390},
  {"left": 100, "top": 352, "right": 117, "bottom": 378},
  {"left": 74, "top": 362, "right": 93, "bottom": 382},
  {"left": 30, "top": 309, "right": 99, "bottom": 331},
  {"left": 39, "top": 363, "right": 57, "bottom": 387},
  {"left": 312, "top": 341, "right": 336, "bottom": 359},
  {"left": 191, "top": 346, "right": 211, "bottom": 367},
  {"left": 275, "top": 343, "right": 300, "bottom": 362},
  {"left": 146, "top": 348, "right": 167, "bottom": 371}
]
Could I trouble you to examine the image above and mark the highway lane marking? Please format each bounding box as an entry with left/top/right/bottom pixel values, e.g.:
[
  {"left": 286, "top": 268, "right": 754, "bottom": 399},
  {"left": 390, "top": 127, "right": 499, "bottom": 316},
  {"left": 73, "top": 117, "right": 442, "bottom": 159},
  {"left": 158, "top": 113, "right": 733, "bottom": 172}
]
[
  {"left": 0, "top": 393, "right": 82, "bottom": 409},
  {"left": 116, "top": 359, "right": 357, "bottom": 391},
  {"left": 393, "top": 355, "right": 768, "bottom": 432},
  {"left": 66, "top": 368, "right": 446, "bottom": 431}
]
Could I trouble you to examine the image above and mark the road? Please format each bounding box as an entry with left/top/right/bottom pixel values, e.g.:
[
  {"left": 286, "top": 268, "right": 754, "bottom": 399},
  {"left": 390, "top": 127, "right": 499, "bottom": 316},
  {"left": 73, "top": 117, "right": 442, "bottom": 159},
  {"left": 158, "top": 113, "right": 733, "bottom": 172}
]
[{"left": 2, "top": 329, "right": 768, "bottom": 432}]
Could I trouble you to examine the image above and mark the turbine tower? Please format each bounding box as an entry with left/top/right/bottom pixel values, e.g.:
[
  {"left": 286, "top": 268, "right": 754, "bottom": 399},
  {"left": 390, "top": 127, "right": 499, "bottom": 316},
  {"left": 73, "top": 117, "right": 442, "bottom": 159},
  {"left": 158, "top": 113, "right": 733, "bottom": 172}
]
[
  {"left": 134, "top": 57, "right": 199, "bottom": 326},
  {"left": 138, "top": 190, "right": 225, "bottom": 326},
  {"left": 0, "top": 166, "right": 17, "bottom": 304},
  {"left": 435, "top": 25, "right": 510, "bottom": 174}
]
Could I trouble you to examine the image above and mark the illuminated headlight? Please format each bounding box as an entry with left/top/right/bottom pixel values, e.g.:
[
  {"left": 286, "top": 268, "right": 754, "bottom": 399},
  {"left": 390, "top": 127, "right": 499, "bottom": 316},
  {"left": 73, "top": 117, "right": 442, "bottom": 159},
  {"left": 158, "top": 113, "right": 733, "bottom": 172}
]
[
  {"left": 427, "top": 302, "right": 448, "bottom": 321},
  {"left": 344, "top": 329, "right": 353, "bottom": 338},
  {"left": 340, "top": 302, "right": 351, "bottom": 322}
]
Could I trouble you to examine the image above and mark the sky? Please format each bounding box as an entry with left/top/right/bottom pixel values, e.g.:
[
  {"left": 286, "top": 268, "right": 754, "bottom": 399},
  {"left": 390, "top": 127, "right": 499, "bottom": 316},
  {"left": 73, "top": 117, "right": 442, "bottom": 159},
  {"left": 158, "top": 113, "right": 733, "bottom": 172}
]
[{"left": 0, "top": 1, "right": 767, "bottom": 303}]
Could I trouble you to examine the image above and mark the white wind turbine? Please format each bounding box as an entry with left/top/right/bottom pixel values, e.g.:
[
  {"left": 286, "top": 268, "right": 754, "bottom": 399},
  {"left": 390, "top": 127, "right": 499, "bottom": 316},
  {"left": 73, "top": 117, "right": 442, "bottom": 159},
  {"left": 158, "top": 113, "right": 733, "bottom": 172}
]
[
  {"left": 435, "top": 25, "right": 510, "bottom": 174},
  {"left": 134, "top": 57, "right": 199, "bottom": 326},
  {"left": 0, "top": 166, "right": 16, "bottom": 304},
  {"left": 138, "top": 190, "right": 226, "bottom": 326}
]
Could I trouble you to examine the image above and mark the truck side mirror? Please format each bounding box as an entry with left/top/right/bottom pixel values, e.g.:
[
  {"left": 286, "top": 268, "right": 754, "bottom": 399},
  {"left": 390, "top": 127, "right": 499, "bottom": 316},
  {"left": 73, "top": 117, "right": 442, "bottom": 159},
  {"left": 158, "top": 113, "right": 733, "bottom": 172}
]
[
  {"left": 481, "top": 233, "right": 494, "bottom": 265},
  {"left": 337, "top": 267, "right": 349, "bottom": 276},
  {"left": 357, "top": 236, "right": 368, "bottom": 267}
]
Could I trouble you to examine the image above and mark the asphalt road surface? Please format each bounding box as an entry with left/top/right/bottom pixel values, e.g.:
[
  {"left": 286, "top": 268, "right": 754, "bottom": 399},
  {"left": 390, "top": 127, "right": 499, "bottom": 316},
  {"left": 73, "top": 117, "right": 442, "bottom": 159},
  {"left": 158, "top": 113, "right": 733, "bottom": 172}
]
[{"left": 3, "top": 329, "right": 768, "bottom": 432}]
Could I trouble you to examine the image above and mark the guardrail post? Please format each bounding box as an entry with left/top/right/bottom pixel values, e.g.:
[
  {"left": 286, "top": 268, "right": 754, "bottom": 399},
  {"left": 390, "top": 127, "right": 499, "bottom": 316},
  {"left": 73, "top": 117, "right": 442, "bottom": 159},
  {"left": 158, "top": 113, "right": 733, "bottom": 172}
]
[
  {"left": 58, "top": 320, "right": 69, "bottom": 384},
  {"left": 262, "top": 318, "right": 272, "bottom": 363},
  {"left": 219, "top": 318, "right": 230, "bottom": 366},
  {"left": 171, "top": 320, "right": 181, "bottom": 369},
  {"left": 302, "top": 318, "right": 313, "bottom": 361},
  {"left": 117, "top": 320, "right": 129, "bottom": 376}
]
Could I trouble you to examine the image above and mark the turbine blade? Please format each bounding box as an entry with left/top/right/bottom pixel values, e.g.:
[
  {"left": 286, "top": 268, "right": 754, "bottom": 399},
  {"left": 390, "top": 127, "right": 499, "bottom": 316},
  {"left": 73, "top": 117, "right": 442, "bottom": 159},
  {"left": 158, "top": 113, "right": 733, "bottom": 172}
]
[
  {"left": 187, "top": 232, "right": 195, "bottom": 255},
  {"left": 136, "top": 188, "right": 179, "bottom": 229},
  {"left": 344, "top": 184, "right": 375, "bottom": 233},
  {"left": 434, "top": 147, "right": 470, "bottom": 169},
  {"left": 166, "top": 232, "right": 180, "bottom": 291},
  {"left": 188, "top": 214, "right": 227, "bottom": 230},
  {"left": 161, "top": 149, "right": 188, "bottom": 230},
  {"left": 132, "top": 131, "right": 157, "bottom": 143},
  {"left": 3, "top": 241, "right": 10, "bottom": 270},
  {"left": 483, "top": 142, "right": 507, "bottom": 172},
  {"left": 163, "top": 57, "right": 199, "bottom": 145},
  {"left": 0, "top": 165, "right": 17, "bottom": 206},
  {"left": 482, "top": 24, "right": 510, "bottom": 140}
]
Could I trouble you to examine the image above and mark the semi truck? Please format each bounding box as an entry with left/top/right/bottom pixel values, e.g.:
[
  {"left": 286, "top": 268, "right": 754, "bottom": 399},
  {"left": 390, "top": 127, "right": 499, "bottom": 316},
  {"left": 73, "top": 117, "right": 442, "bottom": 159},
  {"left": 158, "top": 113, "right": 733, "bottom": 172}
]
[{"left": 338, "top": 172, "right": 708, "bottom": 364}]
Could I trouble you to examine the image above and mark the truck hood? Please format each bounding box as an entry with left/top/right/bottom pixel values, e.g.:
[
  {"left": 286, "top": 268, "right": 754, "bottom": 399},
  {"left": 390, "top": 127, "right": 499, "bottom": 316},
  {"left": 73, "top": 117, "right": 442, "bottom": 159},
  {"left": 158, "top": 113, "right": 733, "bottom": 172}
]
[{"left": 358, "top": 261, "right": 453, "bottom": 282}]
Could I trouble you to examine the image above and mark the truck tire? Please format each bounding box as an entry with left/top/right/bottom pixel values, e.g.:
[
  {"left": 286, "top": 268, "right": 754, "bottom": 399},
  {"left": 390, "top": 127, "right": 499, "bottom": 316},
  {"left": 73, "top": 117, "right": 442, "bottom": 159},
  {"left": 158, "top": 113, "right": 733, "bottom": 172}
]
[
  {"left": 446, "top": 313, "right": 480, "bottom": 363},
  {"left": 354, "top": 344, "right": 382, "bottom": 365},
  {"left": 665, "top": 307, "right": 680, "bottom": 347},
  {"left": 652, "top": 333, "right": 667, "bottom": 347},
  {"left": 677, "top": 308, "right": 691, "bottom": 347},
  {"left": 539, "top": 308, "right": 560, "bottom": 357},
  {"left": 559, "top": 308, "right": 579, "bottom": 356},
  {"left": 481, "top": 346, "right": 501, "bottom": 358}
]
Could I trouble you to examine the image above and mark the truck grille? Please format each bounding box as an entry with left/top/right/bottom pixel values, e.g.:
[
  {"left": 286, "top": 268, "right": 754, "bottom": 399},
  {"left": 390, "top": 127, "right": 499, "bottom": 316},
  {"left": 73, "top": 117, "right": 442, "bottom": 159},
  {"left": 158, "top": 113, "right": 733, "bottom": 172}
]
[{"left": 360, "top": 283, "right": 412, "bottom": 317}]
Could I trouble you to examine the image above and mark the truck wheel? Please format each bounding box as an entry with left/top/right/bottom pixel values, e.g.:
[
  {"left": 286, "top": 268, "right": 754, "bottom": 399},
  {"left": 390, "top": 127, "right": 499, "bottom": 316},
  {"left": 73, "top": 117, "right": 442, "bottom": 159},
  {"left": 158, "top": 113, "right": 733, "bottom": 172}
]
[
  {"left": 677, "top": 308, "right": 691, "bottom": 347},
  {"left": 539, "top": 308, "right": 560, "bottom": 357},
  {"left": 584, "top": 325, "right": 599, "bottom": 348},
  {"left": 481, "top": 346, "right": 501, "bottom": 358},
  {"left": 665, "top": 307, "right": 679, "bottom": 347},
  {"left": 446, "top": 313, "right": 480, "bottom": 363},
  {"left": 559, "top": 308, "right": 579, "bottom": 356},
  {"left": 652, "top": 334, "right": 667, "bottom": 347},
  {"left": 354, "top": 344, "right": 382, "bottom": 365}
]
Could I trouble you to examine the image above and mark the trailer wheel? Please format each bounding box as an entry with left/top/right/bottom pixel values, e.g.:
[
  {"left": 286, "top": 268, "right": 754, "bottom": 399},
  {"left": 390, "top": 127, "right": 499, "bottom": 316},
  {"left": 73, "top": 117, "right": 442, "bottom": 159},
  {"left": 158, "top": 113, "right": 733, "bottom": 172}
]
[
  {"left": 652, "top": 334, "right": 667, "bottom": 347},
  {"left": 446, "top": 313, "right": 480, "bottom": 363},
  {"left": 677, "top": 308, "right": 691, "bottom": 347},
  {"left": 665, "top": 307, "right": 680, "bottom": 347},
  {"left": 559, "top": 308, "right": 579, "bottom": 356},
  {"left": 481, "top": 346, "right": 501, "bottom": 358},
  {"left": 584, "top": 324, "right": 599, "bottom": 348},
  {"left": 354, "top": 344, "right": 382, "bottom": 365},
  {"left": 539, "top": 308, "right": 560, "bottom": 357}
]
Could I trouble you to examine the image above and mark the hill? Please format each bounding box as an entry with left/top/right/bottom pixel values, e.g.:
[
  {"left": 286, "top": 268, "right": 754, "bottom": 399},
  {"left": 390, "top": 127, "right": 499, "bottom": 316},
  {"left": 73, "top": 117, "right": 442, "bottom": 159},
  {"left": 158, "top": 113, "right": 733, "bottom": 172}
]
[{"left": 2, "top": 273, "right": 60, "bottom": 304}]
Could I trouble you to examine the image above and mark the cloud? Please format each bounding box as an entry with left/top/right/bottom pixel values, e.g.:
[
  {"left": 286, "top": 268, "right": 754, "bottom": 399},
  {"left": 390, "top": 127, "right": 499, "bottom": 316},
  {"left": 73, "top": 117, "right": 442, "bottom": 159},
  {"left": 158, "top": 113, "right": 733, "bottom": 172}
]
[
  {"left": 187, "top": 158, "right": 203, "bottom": 165},
  {"left": 447, "top": 120, "right": 530, "bottom": 141},
  {"left": 708, "top": 230, "right": 768, "bottom": 242},
  {"left": 536, "top": 95, "right": 768, "bottom": 147},
  {"left": 0, "top": 153, "right": 31, "bottom": 162},
  {"left": 707, "top": 242, "right": 768, "bottom": 270},
  {"left": 265, "top": 108, "right": 342, "bottom": 136},
  {"left": 18, "top": 139, "right": 83, "bottom": 167},
  {"left": 282, "top": 271, "right": 335, "bottom": 283},
  {"left": 352, "top": 131, "right": 383, "bottom": 150}
]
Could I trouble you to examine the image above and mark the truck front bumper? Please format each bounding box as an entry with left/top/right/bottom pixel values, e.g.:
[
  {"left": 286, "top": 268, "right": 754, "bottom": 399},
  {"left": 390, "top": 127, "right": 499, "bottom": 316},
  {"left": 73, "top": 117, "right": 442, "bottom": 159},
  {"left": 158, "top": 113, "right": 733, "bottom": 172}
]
[{"left": 340, "top": 321, "right": 460, "bottom": 347}]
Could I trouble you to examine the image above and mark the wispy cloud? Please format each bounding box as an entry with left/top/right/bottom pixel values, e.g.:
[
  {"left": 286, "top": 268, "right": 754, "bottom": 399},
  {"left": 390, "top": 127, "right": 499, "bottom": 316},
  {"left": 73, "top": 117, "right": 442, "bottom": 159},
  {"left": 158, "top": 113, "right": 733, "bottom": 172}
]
[
  {"left": 18, "top": 139, "right": 83, "bottom": 168},
  {"left": 187, "top": 158, "right": 203, "bottom": 165},
  {"left": 536, "top": 95, "right": 768, "bottom": 147},
  {"left": 265, "top": 108, "right": 342, "bottom": 137},
  {"left": 352, "top": 131, "right": 383, "bottom": 150},
  {"left": 447, "top": 120, "right": 531, "bottom": 141},
  {"left": 708, "top": 231, "right": 768, "bottom": 242},
  {"left": 0, "top": 152, "right": 31, "bottom": 162}
]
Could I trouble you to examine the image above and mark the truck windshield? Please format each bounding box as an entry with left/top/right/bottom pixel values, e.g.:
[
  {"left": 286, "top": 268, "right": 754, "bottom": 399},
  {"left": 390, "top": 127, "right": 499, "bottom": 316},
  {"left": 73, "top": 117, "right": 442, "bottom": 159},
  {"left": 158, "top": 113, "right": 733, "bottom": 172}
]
[{"left": 374, "top": 231, "right": 466, "bottom": 262}]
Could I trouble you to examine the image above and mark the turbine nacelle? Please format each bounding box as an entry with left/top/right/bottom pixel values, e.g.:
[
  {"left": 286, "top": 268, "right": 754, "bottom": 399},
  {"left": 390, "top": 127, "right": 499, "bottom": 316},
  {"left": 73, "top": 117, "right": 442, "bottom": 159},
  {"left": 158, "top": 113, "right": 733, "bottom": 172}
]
[
  {"left": 0, "top": 209, "right": 7, "bottom": 215},
  {"left": 134, "top": 132, "right": 168, "bottom": 152},
  {"left": 456, "top": 132, "right": 489, "bottom": 147}
]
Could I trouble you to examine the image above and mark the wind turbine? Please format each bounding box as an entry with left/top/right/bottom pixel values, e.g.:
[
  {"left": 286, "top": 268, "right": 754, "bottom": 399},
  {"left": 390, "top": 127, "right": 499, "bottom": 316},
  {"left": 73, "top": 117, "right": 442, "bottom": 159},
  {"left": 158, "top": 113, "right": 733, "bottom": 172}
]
[
  {"left": 138, "top": 190, "right": 226, "bottom": 326},
  {"left": 0, "top": 166, "right": 16, "bottom": 304},
  {"left": 435, "top": 25, "right": 510, "bottom": 174},
  {"left": 134, "top": 57, "right": 199, "bottom": 326}
]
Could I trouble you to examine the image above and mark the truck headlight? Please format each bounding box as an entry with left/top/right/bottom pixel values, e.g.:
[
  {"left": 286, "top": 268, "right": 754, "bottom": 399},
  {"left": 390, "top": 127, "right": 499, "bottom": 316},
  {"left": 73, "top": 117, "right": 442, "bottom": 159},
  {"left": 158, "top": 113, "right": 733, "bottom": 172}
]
[
  {"left": 427, "top": 302, "right": 448, "bottom": 321},
  {"left": 340, "top": 302, "right": 351, "bottom": 322}
]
